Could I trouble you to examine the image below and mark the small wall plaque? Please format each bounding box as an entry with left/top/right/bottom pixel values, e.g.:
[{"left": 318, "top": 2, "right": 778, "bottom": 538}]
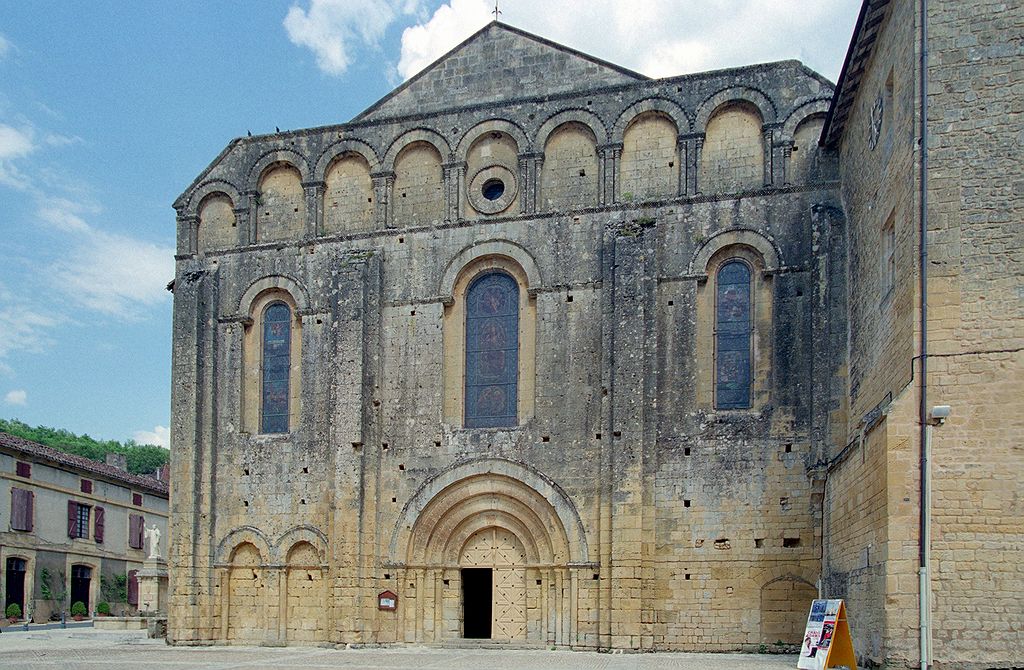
[{"left": 378, "top": 590, "right": 397, "bottom": 611}]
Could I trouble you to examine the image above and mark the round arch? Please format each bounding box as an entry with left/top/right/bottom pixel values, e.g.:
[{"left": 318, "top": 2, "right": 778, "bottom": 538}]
[
  {"left": 535, "top": 109, "right": 608, "bottom": 148},
  {"left": 235, "top": 274, "right": 310, "bottom": 317},
  {"left": 245, "top": 148, "right": 311, "bottom": 190},
  {"left": 276, "top": 525, "right": 329, "bottom": 565},
  {"left": 390, "top": 457, "right": 589, "bottom": 565},
  {"left": 612, "top": 98, "right": 692, "bottom": 141},
  {"left": 215, "top": 526, "right": 273, "bottom": 564},
  {"left": 382, "top": 127, "right": 452, "bottom": 170},
  {"left": 313, "top": 139, "right": 381, "bottom": 180},
  {"left": 781, "top": 98, "right": 833, "bottom": 141},
  {"left": 183, "top": 179, "right": 243, "bottom": 217},
  {"left": 439, "top": 239, "right": 542, "bottom": 302},
  {"left": 694, "top": 86, "right": 777, "bottom": 130},
  {"left": 688, "top": 228, "right": 784, "bottom": 276},
  {"left": 456, "top": 118, "right": 531, "bottom": 158}
]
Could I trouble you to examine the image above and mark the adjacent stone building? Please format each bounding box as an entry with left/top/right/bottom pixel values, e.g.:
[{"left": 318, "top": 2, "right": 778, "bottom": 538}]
[
  {"left": 168, "top": 4, "right": 1022, "bottom": 667},
  {"left": 0, "top": 432, "right": 170, "bottom": 622}
]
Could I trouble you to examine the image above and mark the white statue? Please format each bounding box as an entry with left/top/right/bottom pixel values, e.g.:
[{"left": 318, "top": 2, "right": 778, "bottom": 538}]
[{"left": 144, "top": 523, "right": 162, "bottom": 559}]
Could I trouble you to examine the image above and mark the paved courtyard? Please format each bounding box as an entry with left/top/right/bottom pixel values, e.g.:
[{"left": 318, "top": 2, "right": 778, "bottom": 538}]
[{"left": 0, "top": 629, "right": 799, "bottom": 669}]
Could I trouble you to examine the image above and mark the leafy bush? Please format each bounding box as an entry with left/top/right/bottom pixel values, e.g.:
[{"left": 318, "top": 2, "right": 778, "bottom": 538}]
[
  {"left": 97, "top": 601, "right": 111, "bottom": 615},
  {"left": 5, "top": 603, "right": 21, "bottom": 619},
  {"left": 70, "top": 601, "right": 87, "bottom": 617}
]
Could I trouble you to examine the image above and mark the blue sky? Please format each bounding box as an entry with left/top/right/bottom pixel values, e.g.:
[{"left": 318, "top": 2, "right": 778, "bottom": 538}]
[{"left": 0, "top": 0, "right": 861, "bottom": 448}]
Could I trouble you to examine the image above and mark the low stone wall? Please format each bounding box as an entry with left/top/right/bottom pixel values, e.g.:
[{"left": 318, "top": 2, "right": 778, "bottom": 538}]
[{"left": 94, "top": 616, "right": 150, "bottom": 630}]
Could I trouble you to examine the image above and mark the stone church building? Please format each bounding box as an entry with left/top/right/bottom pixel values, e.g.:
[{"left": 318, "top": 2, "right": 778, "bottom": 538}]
[{"left": 168, "top": 3, "right": 1022, "bottom": 667}]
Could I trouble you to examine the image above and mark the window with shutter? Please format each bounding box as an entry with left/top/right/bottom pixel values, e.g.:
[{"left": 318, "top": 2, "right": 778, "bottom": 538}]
[
  {"left": 11, "top": 488, "right": 34, "bottom": 532},
  {"left": 81, "top": 479, "right": 93, "bottom": 494},
  {"left": 129, "top": 514, "right": 145, "bottom": 549},
  {"left": 127, "top": 570, "right": 139, "bottom": 605},
  {"left": 16, "top": 461, "right": 31, "bottom": 478},
  {"left": 68, "top": 500, "right": 79, "bottom": 538},
  {"left": 94, "top": 506, "right": 105, "bottom": 543},
  {"left": 132, "top": 493, "right": 143, "bottom": 506}
]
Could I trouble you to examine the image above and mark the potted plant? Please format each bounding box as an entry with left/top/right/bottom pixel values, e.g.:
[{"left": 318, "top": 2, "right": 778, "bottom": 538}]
[
  {"left": 96, "top": 602, "right": 111, "bottom": 617},
  {"left": 70, "top": 601, "right": 87, "bottom": 621},
  {"left": 5, "top": 603, "right": 21, "bottom": 623}
]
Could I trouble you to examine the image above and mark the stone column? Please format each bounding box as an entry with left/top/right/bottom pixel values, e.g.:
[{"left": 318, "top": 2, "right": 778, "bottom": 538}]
[
  {"left": 371, "top": 171, "right": 395, "bottom": 229},
  {"left": 303, "top": 180, "right": 325, "bottom": 238},
  {"left": 780, "top": 140, "right": 795, "bottom": 186},
  {"left": 177, "top": 214, "right": 198, "bottom": 256},
  {"left": 443, "top": 161, "right": 466, "bottom": 223},
  {"left": 519, "top": 152, "right": 543, "bottom": 214},
  {"left": 597, "top": 143, "right": 622, "bottom": 206},
  {"left": 676, "top": 137, "right": 689, "bottom": 197},
  {"left": 687, "top": 134, "right": 705, "bottom": 196},
  {"left": 243, "top": 189, "right": 260, "bottom": 244},
  {"left": 761, "top": 124, "right": 776, "bottom": 187}
]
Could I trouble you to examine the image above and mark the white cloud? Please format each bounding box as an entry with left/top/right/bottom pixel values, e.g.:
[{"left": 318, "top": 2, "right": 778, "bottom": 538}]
[
  {"left": 51, "top": 229, "right": 174, "bottom": 318},
  {"left": 37, "top": 198, "right": 94, "bottom": 232},
  {"left": 284, "top": 0, "right": 422, "bottom": 75},
  {"left": 0, "top": 282, "right": 59, "bottom": 373},
  {"left": 134, "top": 425, "right": 170, "bottom": 450},
  {"left": 0, "top": 34, "right": 10, "bottom": 60},
  {"left": 396, "top": 0, "right": 859, "bottom": 82},
  {"left": 4, "top": 389, "right": 27, "bottom": 406},
  {"left": 398, "top": 0, "right": 492, "bottom": 79},
  {"left": 0, "top": 124, "right": 34, "bottom": 160}
]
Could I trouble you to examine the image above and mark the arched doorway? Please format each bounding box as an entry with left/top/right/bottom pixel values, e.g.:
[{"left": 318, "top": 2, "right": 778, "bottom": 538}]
[
  {"left": 460, "top": 527, "right": 527, "bottom": 640},
  {"left": 392, "top": 461, "right": 591, "bottom": 646},
  {"left": 70, "top": 564, "right": 92, "bottom": 614},
  {"left": 760, "top": 575, "right": 818, "bottom": 644},
  {"left": 5, "top": 558, "right": 27, "bottom": 616},
  {"left": 226, "top": 542, "right": 264, "bottom": 642},
  {"left": 285, "top": 542, "right": 325, "bottom": 643}
]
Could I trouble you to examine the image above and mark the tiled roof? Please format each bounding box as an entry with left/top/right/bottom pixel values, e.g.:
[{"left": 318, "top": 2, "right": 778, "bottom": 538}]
[
  {"left": 821, "top": 0, "right": 892, "bottom": 147},
  {"left": 0, "top": 431, "right": 169, "bottom": 496}
]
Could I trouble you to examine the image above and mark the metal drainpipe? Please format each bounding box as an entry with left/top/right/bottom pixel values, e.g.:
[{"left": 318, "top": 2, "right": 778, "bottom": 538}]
[{"left": 918, "top": 0, "right": 931, "bottom": 668}]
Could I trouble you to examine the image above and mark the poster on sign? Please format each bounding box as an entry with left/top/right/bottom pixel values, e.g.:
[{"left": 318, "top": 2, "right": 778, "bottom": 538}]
[{"left": 796, "top": 599, "right": 857, "bottom": 670}]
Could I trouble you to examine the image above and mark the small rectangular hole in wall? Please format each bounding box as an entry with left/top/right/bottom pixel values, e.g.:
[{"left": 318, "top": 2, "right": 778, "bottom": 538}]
[
  {"left": 293, "top": 207, "right": 299, "bottom": 212},
  {"left": 784, "top": 537, "right": 801, "bottom": 548},
  {"left": 667, "top": 300, "right": 674, "bottom": 306},
  {"left": 302, "top": 467, "right": 308, "bottom": 473},
  {"left": 434, "top": 440, "right": 441, "bottom": 447},
  {"left": 399, "top": 463, "right": 405, "bottom": 471},
  {"left": 676, "top": 86, "right": 682, "bottom": 92},
  {"left": 243, "top": 500, "right": 249, "bottom": 507},
  {"left": 579, "top": 169, "right": 586, "bottom": 177},
  {"left": 402, "top": 192, "right": 407, "bottom": 197},
  {"left": 368, "top": 197, "right": 373, "bottom": 203},
  {"left": 541, "top": 435, "right": 550, "bottom": 443},
  {"left": 352, "top": 442, "right": 362, "bottom": 450},
  {"left": 410, "top": 310, "right": 416, "bottom": 316},
  {"left": 384, "top": 573, "right": 390, "bottom": 579},
  {"left": 316, "top": 318, "right": 322, "bottom": 324},
  {"left": 300, "top": 499, "right": 306, "bottom": 505},
  {"left": 382, "top": 443, "right": 389, "bottom": 450},
  {"left": 780, "top": 497, "right": 791, "bottom": 509},
  {"left": 373, "top": 400, "right": 381, "bottom": 407},
  {"left": 592, "top": 573, "right": 600, "bottom": 580},
  {"left": 668, "top": 161, "right": 674, "bottom": 167},
  {"left": 391, "top": 497, "right": 397, "bottom": 503},
  {"left": 443, "top": 579, "right": 450, "bottom": 586},
  {"left": 613, "top": 430, "right": 622, "bottom": 438},
  {"left": 683, "top": 499, "right": 691, "bottom": 508},
  {"left": 685, "top": 573, "right": 691, "bottom": 580},
  {"left": 398, "top": 236, "right": 405, "bottom": 243},
  {"left": 243, "top": 468, "right": 249, "bottom": 476},
  {"left": 410, "top": 582, "right": 415, "bottom": 588},
  {"left": 684, "top": 447, "right": 691, "bottom": 456},
  {"left": 785, "top": 443, "right": 792, "bottom": 453},
  {"left": 536, "top": 579, "right": 542, "bottom": 585},
  {"left": 595, "top": 433, "right": 602, "bottom": 440},
  {"left": 566, "top": 295, "right": 573, "bottom": 302},
  {"left": 714, "top": 538, "right": 731, "bottom": 550},
  {"left": 755, "top": 538, "right": 764, "bottom": 548}
]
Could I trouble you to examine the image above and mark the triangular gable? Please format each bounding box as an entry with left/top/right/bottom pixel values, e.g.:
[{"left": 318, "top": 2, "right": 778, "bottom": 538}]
[{"left": 356, "top": 21, "right": 647, "bottom": 122}]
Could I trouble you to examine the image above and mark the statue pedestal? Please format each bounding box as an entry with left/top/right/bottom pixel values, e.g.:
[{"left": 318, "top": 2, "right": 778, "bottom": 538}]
[{"left": 137, "top": 558, "right": 168, "bottom": 615}]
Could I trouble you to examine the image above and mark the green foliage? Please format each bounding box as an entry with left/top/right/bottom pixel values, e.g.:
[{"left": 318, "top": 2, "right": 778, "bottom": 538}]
[
  {"left": 39, "top": 568, "right": 66, "bottom": 603},
  {"left": 96, "top": 602, "right": 111, "bottom": 615},
  {"left": 70, "top": 601, "right": 87, "bottom": 617},
  {"left": 100, "top": 574, "right": 128, "bottom": 604},
  {"left": 0, "top": 418, "right": 169, "bottom": 475},
  {"left": 5, "top": 603, "right": 21, "bottom": 619}
]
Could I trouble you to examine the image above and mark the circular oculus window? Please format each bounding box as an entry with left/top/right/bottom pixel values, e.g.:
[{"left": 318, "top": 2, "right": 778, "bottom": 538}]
[{"left": 468, "top": 165, "right": 517, "bottom": 215}]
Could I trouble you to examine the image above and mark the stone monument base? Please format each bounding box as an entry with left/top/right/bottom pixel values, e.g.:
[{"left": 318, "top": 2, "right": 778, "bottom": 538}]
[{"left": 137, "top": 557, "right": 168, "bottom": 616}]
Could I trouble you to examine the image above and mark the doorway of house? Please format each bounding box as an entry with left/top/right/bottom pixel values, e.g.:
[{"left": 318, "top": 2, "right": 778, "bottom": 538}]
[
  {"left": 70, "top": 564, "right": 91, "bottom": 613},
  {"left": 5, "top": 558, "right": 26, "bottom": 615},
  {"left": 461, "top": 567, "right": 492, "bottom": 639}
]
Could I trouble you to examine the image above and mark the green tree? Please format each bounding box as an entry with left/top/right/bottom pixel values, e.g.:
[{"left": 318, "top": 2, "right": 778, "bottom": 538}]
[{"left": 0, "top": 418, "right": 169, "bottom": 475}]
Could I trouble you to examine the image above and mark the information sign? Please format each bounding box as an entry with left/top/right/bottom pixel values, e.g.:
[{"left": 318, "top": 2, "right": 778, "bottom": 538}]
[{"left": 797, "top": 599, "right": 857, "bottom": 670}]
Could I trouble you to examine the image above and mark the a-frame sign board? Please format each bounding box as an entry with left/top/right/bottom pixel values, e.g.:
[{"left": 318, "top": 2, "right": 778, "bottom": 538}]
[{"left": 797, "top": 599, "right": 857, "bottom": 670}]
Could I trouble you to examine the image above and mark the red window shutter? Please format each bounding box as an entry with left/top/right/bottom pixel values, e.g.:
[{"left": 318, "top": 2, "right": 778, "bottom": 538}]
[
  {"left": 127, "top": 570, "right": 139, "bottom": 605},
  {"left": 81, "top": 479, "right": 93, "bottom": 494},
  {"left": 16, "top": 461, "right": 31, "bottom": 478},
  {"left": 129, "top": 514, "right": 144, "bottom": 549},
  {"left": 132, "top": 493, "right": 143, "bottom": 506},
  {"left": 68, "top": 500, "right": 78, "bottom": 538},
  {"left": 10, "top": 488, "right": 24, "bottom": 530},
  {"left": 25, "top": 491, "right": 33, "bottom": 532},
  {"left": 94, "top": 506, "right": 105, "bottom": 543}
]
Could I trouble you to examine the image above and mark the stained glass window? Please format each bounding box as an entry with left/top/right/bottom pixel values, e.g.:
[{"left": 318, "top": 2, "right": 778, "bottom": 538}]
[
  {"left": 465, "top": 272, "right": 519, "bottom": 428},
  {"left": 261, "top": 302, "right": 291, "bottom": 433},
  {"left": 715, "top": 260, "right": 752, "bottom": 409}
]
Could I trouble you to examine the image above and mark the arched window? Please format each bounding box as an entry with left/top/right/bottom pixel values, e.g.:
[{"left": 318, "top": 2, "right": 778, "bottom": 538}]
[
  {"left": 261, "top": 302, "right": 292, "bottom": 433},
  {"left": 715, "top": 260, "right": 752, "bottom": 409},
  {"left": 465, "top": 272, "right": 519, "bottom": 428}
]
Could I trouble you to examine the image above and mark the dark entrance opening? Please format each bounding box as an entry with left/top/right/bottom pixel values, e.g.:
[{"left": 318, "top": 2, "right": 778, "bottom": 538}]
[
  {"left": 5, "top": 558, "right": 26, "bottom": 615},
  {"left": 461, "top": 567, "right": 492, "bottom": 639},
  {"left": 70, "top": 564, "right": 91, "bottom": 614}
]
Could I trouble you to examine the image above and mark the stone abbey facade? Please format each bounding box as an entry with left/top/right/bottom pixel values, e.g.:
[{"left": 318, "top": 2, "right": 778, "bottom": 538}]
[{"left": 169, "top": 5, "right": 1023, "bottom": 668}]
